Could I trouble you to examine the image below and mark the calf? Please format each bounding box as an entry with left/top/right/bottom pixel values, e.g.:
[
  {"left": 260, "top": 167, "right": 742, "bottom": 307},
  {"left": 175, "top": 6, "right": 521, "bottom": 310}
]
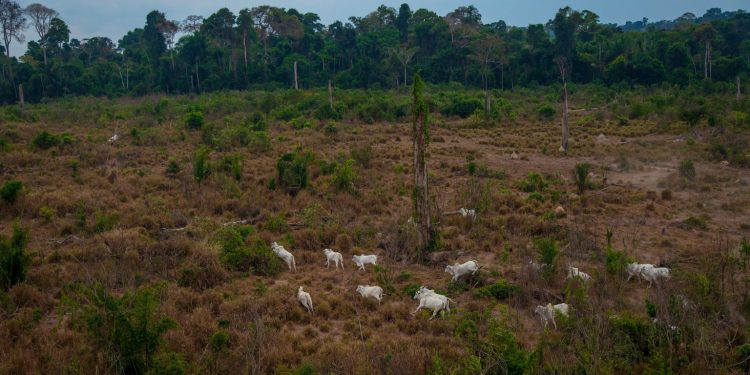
[
  {"left": 534, "top": 303, "right": 570, "bottom": 330},
  {"left": 297, "top": 286, "right": 313, "bottom": 313},
  {"left": 272, "top": 242, "right": 296, "bottom": 271},
  {"left": 566, "top": 265, "right": 592, "bottom": 283},
  {"left": 323, "top": 248, "right": 343, "bottom": 269},
  {"left": 356, "top": 285, "right": 384, "bottom": 303},
  {"left": 352, "top": 254, "right": 378, "bottom": 271},
  {"left": 459, "top": 208, "right": 477, "bottom": 221},
  {"left": 444, "top": 260, "right": 479, "bottom": 282}
]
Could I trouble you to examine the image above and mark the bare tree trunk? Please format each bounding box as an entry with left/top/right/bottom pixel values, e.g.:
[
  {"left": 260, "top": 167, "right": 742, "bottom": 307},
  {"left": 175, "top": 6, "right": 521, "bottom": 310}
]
[
  {"left": 42, "top": 47, "right": 47, "bottom": 65},
  {"left": 561, "top": 80, "right": 570, "bottom": 152},
  {"left": 737, "top": 75, "right": 741, "bottom": 100},
  {"left": 18, "top": 83, "right": 24, "bottom": 111},
  {"left": 705, "top": 41, "right": 709, "bottom": 79},
  {"left": 484, "top": 90, "right": 491, "bottom": 115},
  {"left": 404, "top": 65, "right": 407, "bottom": 88},
  {"left": 328, "top": 80, "right": 333, "bottom": 110},
  {"left": 242, "top": 31, "right": 248, "bottom": 68},
  {"left": 412, "top": 76, "right": 432, "bottom": 252},
  {"left": 294, "top": 61, "right": 299, "bottom": 90}
]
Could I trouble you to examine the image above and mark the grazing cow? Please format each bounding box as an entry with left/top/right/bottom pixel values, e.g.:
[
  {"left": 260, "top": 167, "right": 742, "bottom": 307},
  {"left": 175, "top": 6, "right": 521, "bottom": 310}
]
[
  {"left": 626, "top": 262, "right": 654, "bottom": 282},
  {"left": 356, "top": 285, "right": 384, "bottom": 303},
  {"left": 297, "top": 286, "right": 313, "bottom": 313},
  {"left": 510, "top": 151, "right": 519, "bottom": 160},
  {"left": 640, "top": 267, "right": 670, "bottom": 288},
  {"left": 272, "top": 242, "right": 296, "bottom": 271},
  {"left": 352, "top": 254, "right": 378, "bottom": 271},
  {"left": 444, "top": 260, "right": 479, "bottom": 282},
  {"left": 459, "top": 208, "right": 477, "bottom": 220},
  {"left": 413, "top": 286, "right": 454, "bottom": 320},
  {"left": 534, "top": 303, "right": 570, "bottom": 330},
  {"left": 108, "top": 133, "right": 120, "bottom": 143},
  {"left": 527, "top": 259, "right": 548, "bottom": 273},
  {"left": 554, "top": 206, "right": 566, "bottom": 216},
  {"left": 566, "top": 265, "right": 592, "bottom": 282},
  {"left": 323, "top": 248, "right": 343, "bottom": 269}
]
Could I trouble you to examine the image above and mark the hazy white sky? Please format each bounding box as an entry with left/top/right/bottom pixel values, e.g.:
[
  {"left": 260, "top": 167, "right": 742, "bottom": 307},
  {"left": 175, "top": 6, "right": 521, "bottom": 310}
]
[{"left": 9, "top": 0, "right": 747, "bottom": 56}]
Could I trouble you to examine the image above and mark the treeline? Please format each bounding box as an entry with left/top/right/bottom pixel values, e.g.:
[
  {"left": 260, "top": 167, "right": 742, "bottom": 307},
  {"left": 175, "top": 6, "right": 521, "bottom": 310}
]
[{"left": 0, "top": 3, "right": 748, "bottom": 103}]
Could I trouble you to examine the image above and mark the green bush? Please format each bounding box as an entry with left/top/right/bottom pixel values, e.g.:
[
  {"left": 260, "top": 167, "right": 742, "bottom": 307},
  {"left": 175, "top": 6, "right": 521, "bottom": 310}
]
[
  {"left": 332, "top": 159, "right": 356, "bottom": 192},
  {"left": 166, "top": 159, "right": 181, "bottom": 176},
  {"left": 606, "top": 246, "right": 632, "bottom": 275},
  {"left": 537, "top": 103, "right": 557, "bottom": 121},
  {"left": 209, "top": 330, "right": 230, "bottom": 353},
  {"left": 0, "top": 223, "right": 30, "bottom": 290},
  {"left": 193, "top": 146, "right": 211, "bottom": 184},
  {"left": 518, "top": 172, "right": 547, "bottom": 193},
  {"left": 323, "top": 122, "right": 338, "bottom": 135},
  {"left": 476, "top": 280, "right": 518, "bottom": 300},
  {"left": 404, "top": 283, "right": 421, "bottom": 298},
  {"left": 291, "top": 116, "right": 312, "bottom": 130},
  {"left": 276, "top": 151, "right": 311, "bottom": 193},
  {"left": 1, "top": 180, "right": 23, "bottom": 204},
  {"left": 535, "top": 237, "right": 558, "bottom": 267},
  {"left": 219, "top": 154, "right": 243, "bottom": 181},
  {"left": 94, "top": 212, "right": 118, "bottom": 233},
  {"left": 682, "top": 215, "right": 708, "bottom": 230},
  {"left": 678, "top": 159, "right": 695, "bottom": 180},
  {"left": 149, "top": 351, "right": 187, "bottom": 375},
  {"left": 248, "top": 131, "right": 271, "bottom": 153},
  {"left": 62, "top": 283, "right": 178, "bottom": 374},
  {"left": 32, "top": 130, "right": 60, "bottom": 149},
  {"left": 217, "top": 228, "right": 283, "bottom": 276},
  {"left": 442, "top": 96, "right": 483, "bottom": 118},
  {"left": 184, "top": 110, "right": 204, "bottom": 129},
  {"left": 574, "top": 163, "right": 592, "bottom": 193},
  {"left": 350, "top": 145, "right": 372, "bottom": 168}
]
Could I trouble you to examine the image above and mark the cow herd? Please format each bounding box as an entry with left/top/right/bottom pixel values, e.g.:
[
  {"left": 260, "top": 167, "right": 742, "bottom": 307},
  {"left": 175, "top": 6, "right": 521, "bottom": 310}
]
[{"left": 272, "top": 241, "right": 672, "bottom": 328}]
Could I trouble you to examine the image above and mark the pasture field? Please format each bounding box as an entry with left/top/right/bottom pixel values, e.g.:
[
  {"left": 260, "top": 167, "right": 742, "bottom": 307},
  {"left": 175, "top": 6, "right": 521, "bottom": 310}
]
[{"left": 1, "top": 85, "right": 750, "bottom": 374}]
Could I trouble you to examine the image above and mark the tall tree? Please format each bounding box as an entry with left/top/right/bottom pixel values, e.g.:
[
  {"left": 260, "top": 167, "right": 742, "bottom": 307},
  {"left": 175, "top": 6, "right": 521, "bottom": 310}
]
[
  {"left": 395, "top": 3, "right": 411, "bottom": 43},
  {"left": 24, "top": 3, "right": 57, "bottom": 64},
  {"left": 0, "top": 0, "right": 26, "bottom": 58},
  {"left": 391, "top": 44, "right": 416, "bottom": 89},
  {"left": 412, "top": 74, "right": 433, "bottom": 253},
  {"left": 551, "top": 7, "right": 582, "bottom": 152},
  {"left": 695, "top": 23, "right": 717, "bottom": 80}
]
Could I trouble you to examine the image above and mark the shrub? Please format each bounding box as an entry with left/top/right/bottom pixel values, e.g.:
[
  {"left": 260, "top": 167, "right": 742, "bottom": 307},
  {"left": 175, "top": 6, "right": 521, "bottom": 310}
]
[
  {"left": 323, "top": 122, "right": 338, "bottom": 135},
  {"left": 94, "top": 212, "right": 118, "bottom": 233},
  {"left": 574, "top": 163, "right": 592, "bottom": 193},
  {"left": 404, "top": 283, "right": 420, "bottom": 298},
  {"left": 39, "top": 206, "right": 56, "bottom": 222},
  {"left": 184, "top": 110, "right": 204, "bottom": 129},
  {"left": 0, "top": 223, "right": 29, "bottom": 290},
  {"left": 193, "top": 146, "right": 211, "bottom": 184},
  {"left": 290, "top": 116, "right": 312, "bottom": 130},
  {"left": 209, "top": 330, "right": 230, "bottom": 353},
  {"left": 374, "top": 265, "right": 396, "bottom": 295},
  {"left": 678, "top": 160, "right": 695, "bottom": 180},
  {"left": 218, "top": 228, "right": 283, "bottom": 276},
  {"left": 350, "top": 145, "right": 373, "bottom": 168},
  {"left": 219, "top": 154, "right": 243, "bottom": 181},
  {"left": 150, "top": 352, "right": 188, "bottom": 375},
  {"left": 276, "top": 151, "right": 311, "bottom": 193},
  {"left": 33, "top": 131, "right": 60, "bottom": 150},
  {"left": 476, "top": 280, "right": 518, "bottom": 300},
  {"left": 535, "top": 237, "right": 558, "bottom": 267},
  {"left": 62, "top": 283, "right": 178, "bottom": 374},
  {"left": 335, "top": 233, "right": 352, "bottom": 252},
  {"left": 166, "top": 159, "right": 181, "bottom": 176},
  {"left": 332, "top": 159, "right": 356, "bottom": 192},
  {"left": 682, "top": 215, "right": 708, "bottom": 230},
  {"left": 606, "top": 246, "right": 631, "bottom": 275},
  {"left": 537, "top": 103, "right": 557, "bottom": 121},
  {"left": 518, "top": 172, "right": 547, "bottom": 193},
  {"left": 0, "top": 180, "right": 23, "bottom": 204},
  {"left": 248, "top": 131, "right": 271, "bottom": 153},
  {"left": 443, "top": 97, "right": 483, "bottom": 118}
]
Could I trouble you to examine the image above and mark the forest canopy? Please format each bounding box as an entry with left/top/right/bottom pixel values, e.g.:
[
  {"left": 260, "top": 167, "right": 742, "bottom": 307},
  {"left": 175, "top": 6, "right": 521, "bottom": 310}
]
[{"left": 0, "top": 3, "right": 747, "bottom": 103}]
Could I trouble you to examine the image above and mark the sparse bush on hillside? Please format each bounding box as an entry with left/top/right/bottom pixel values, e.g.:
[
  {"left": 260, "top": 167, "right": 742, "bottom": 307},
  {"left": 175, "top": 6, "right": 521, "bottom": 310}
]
[
  {"left": 476, "top": 280, "right": 518, "bottom": 300},
  {"left": 276, "top": 150, "right": 311, "bottom": 193},
  {"left": 535, "top": 237, "right": 558, "bottom": 268},
  {"left": 574, "top": 163, "right": 593, "bottom": 193},
  {"left": 217, "top": 227, "right": 282, "bottom": 276},
  {"left": 194, "top": 146, "right": 211, "bottom": 184},
  {"left": 62, "top": 283, "right": 179, "bottom": 374},
  {"left": 678, "top": 159, "right": 695, "bottom": 180},
  {"left": 1, "top": 180, "right": 23, "bottom": 204},
  {"left": 184, "top": 108, "right": 204, "bottom": 129},
  {"left": 350, "top": 145, "right": 372, "bottom": 168},
  {"left": 32, "top": 131, "right": 60, "bottom": 149},
  {"left": 537, "top": 103, "right": 557, "bottom": 121},
  {"left": 0, "top": 223, "right": 29, "bottom": 290},
  {"left": 519, "top": 172, "right": 548, "bottom": 193},
  {"left": 332, "top": 159, "right": 356, "bottom": 192}
]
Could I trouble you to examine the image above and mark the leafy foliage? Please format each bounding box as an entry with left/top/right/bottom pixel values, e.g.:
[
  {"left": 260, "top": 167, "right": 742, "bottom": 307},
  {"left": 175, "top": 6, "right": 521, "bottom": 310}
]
[
  {"left": 0, "top": 223, "right": 30, "bottom": 290},
  {"left": 0, "top": 180, "right": 23, "bottom": 204}
]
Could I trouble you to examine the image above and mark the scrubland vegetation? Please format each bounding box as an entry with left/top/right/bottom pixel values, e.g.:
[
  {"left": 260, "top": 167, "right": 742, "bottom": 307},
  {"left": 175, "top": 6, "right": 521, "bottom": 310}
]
[
  {"left": 0, "top": 81, "right": 749, "bottom": 374},
  {"left": 1, "top": 1, "right": 750, "bottom": 374}
]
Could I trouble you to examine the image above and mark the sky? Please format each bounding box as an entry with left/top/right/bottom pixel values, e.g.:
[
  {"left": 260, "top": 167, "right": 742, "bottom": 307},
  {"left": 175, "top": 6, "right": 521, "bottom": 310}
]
[{"left": 9, "top": 0, "right": 748, "bottom": 56}]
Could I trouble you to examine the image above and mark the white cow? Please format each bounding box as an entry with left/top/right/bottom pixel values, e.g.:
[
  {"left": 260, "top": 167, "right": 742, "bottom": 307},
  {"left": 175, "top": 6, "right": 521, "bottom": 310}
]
[
  {"left": 444, "top": 260, "right": 479, "bottom": 282},
  {"left": 641, "top": 267, "right": 670, "bottom": 288},
  {"left": 412, "top": 286, "right": 454, "bottom": 320},
  {"left": 534, "top": 303, "right": 570, "bottom": 330},
  {"left": 527, "top": 259, "right": 548, "bottom": 273},
  {"left": 108, "top": 133, "right": 120, "bottom": 143},
  {"left": 356, "top": 285, "right": 384, "bottom": 303},
  {"left": 297, "top": 286, "right": 313, "bottom": 313},
  {"left": 566, "top": 265, "right": 592, "bottom": 282},
  {"left": 323, "top": 248, "right": 343, "bottom": 269},
  {"left": 459, "top": 208, "right": 477, "bottom": 220},
  {"left": 352, "top": 254, "right": 378, "bottom": 271},
  {"left": 626, "top": 262, "right": 654, "bottom": 282},
  {"left": 272, "top": 242, "right": 296, "bottom": 271}
]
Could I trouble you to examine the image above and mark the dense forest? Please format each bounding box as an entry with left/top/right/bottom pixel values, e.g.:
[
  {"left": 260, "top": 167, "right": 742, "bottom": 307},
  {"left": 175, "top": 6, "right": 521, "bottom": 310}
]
[{"left": 0, "top": 3, "right": 747, "bottom": 103}]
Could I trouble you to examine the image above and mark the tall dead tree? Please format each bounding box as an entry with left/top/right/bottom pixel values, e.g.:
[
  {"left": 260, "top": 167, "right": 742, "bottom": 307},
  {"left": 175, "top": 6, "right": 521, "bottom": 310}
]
[
  {"left": 412, "top": 74, "right": 433, "bottom": 252},
  {"left": 294, "top": 60, "right": 298, "bottom": 90},
  {"left": 556, "top": 56, "right": 570, "bottom": 152},
  {"left": 24, "top": 3, "right": 57, "bottom": 65},
  {"left": 328, "top": 79, "right": 333, "bottom": 110}
]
